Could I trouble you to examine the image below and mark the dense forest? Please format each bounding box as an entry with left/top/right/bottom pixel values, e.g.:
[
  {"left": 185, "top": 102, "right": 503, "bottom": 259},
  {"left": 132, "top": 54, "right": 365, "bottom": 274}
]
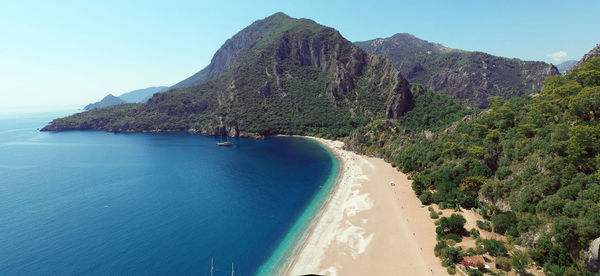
[
  {"left": 42, "top": 13, "right": 413, "bottom": 138},
  {"left": 40, "top": 11, "right": 599, "bottom": 275},
  {"left": 348, "top": 57, "right": 600, "bottom": 275}
]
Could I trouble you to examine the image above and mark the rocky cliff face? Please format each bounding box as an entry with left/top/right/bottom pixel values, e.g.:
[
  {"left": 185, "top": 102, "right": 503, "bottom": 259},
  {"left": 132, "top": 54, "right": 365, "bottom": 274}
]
[
  {"left": 356, "top": 33, "right": 559, "bottom": 107},
  {"left": 572, "top": 44, "right": 600, "bottom": 70},
  {"left": 43, "top": 13, "right": 413, "bottom": 138},
  {"left": 585, "top": 237, "right": 600, "bottom": 273},
  {"left": 171, "top": 13, "right": 293, "bottom": 89},
  {"left": 267, "top": 26, "right": 412, "bottom": 118}
]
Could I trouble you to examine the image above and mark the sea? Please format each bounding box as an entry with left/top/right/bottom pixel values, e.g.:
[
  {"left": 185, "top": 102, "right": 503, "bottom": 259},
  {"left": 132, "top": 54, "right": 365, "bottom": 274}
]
[{"left": 0, "top": 110, "right": 338, "bottom": 275}]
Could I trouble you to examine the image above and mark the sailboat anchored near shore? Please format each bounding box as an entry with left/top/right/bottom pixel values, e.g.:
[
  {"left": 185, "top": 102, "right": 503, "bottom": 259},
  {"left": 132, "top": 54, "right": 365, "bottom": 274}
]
[{"left": 217, "top": 135, "right": 233, "bottom": 146}]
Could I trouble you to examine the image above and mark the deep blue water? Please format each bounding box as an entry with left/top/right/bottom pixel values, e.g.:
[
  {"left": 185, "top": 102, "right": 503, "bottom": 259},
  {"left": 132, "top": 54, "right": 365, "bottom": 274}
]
[{"left": 0, "top": 111, "right": 334, "bottom": 275}]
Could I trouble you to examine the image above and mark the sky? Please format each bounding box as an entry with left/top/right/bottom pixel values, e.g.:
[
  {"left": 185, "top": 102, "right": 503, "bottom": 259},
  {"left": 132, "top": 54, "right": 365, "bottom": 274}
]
[{"left": 1, "top": 0, "right": 599, "bottom": 109}]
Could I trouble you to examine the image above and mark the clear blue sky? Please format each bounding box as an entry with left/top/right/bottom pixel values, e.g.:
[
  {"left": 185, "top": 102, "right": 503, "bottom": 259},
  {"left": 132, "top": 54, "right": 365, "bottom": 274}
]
[{"left": 1, "top": 0, "right": 599, "bottom": 109}]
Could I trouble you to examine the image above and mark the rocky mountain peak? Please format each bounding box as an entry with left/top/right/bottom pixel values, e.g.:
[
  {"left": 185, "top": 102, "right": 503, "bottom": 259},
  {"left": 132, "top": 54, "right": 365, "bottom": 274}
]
[
  {"left": 171, "top": 12, "right": 295, "bottom": 89},
  {"left": 572, "top": 44, "right": 600, "bottom": 70},
  {"left": 356, "top": 34, "right": 559, "bottom": 107},
  {"left": 45, "top": 13, "right": 414, "bottom": 136}
]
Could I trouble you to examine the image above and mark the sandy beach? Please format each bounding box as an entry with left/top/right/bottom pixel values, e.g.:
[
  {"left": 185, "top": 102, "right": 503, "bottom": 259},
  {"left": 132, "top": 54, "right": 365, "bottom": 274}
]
[{"left": 286, "top": 137, "right": 447, "bottom": 276}]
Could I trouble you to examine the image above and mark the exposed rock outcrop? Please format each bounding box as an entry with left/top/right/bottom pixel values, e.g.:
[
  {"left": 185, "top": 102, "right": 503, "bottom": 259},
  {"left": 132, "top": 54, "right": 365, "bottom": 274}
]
[
  {"left": 585, "top": 237, "right": 600, "bottom": 272},
  {"left": 43, "top": 13, "right": 414, "bottom": 137},
  {"left": 356, "top": 33, "right": 560, "bottom": 107},
  {"left": 571, "top": 44, "right": 600, "bottom": 71},
  {"left": 172, "top": 13, "right": 293, "bottom": 89}
]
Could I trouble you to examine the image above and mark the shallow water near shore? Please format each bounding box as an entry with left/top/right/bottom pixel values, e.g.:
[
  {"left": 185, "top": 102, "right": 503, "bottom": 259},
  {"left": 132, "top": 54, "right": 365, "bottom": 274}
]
[{"left": 0, "top": 111, "right": 335, "bottom": 275}]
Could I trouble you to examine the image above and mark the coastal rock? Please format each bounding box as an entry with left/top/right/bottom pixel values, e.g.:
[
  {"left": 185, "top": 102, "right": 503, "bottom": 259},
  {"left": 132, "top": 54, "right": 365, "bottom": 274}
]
[{"left": 585, "top": 237, "right": 600, "bottom": 272}]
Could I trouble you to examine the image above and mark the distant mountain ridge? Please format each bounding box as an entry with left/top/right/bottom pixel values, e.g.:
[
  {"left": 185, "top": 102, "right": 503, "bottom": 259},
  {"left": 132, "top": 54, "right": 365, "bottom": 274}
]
[
  {"left": 44, "top": 12, "right": 413, "bottom": 137},
  {"left": 555, "top": 60, "right": 578, "bottom": 73},
  {"left": 119, "top": 86, "right": 169, "bottom": 103},
  {"left": 83, "top": 86, "right": 169, "bottom": 110},
  {"left": 83, "top": 94, "right": 125, "bottom": 110},
  {"left": 355, "top": 33, "right": 559, "bottom": 107}
]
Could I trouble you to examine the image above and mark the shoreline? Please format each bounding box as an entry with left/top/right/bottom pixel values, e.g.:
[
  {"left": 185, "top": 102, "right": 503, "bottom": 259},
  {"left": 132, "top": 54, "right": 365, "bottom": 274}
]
[
  {"left": 286, "top": 137, "right": 447, "bottom": 275},
  {"left": 255, "top": 136, "right": 342, "bottom": 276},
  {"left": 281, "top": 137, "right": 345, "bottom": 275}
]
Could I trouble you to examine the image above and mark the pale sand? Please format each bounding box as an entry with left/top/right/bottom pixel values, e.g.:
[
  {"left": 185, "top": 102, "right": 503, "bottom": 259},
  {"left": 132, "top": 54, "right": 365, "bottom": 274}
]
[{"left": 286, "top": 137, "right": 447, "bottom": 276}]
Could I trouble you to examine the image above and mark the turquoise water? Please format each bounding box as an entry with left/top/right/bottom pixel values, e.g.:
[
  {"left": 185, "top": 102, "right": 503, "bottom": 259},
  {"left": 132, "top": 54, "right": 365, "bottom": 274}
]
[{"left": 0, "top": 111, "right": 336, "bottom": 275}]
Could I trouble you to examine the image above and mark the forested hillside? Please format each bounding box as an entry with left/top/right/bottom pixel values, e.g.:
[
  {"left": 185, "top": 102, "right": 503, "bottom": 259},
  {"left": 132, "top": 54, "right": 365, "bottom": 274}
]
[
  {"left": 42, "top": 13, "right": 413, "bottom": 138},
  {"left": 356, "top": 33, "right": 559, "bottom": 108},
  {"left": 348, "top": 57, "right": 600, "bottom": 275}
]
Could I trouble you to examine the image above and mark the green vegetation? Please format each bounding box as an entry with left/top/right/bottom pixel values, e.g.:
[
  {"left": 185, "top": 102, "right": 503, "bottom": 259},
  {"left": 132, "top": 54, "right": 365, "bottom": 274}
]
[
  {"left": 469, "top": 228, "right": 480, "bottom": 239},
  {"left": 481, "top": 239, "right": 508, "bottom": 257},
  {"left": 349, "top": 57, "right": 600, "bottom": 275},
  {"left": 512, "top": 251, "right": 530, "bottom": 275},
  {"left": 436, "top": 214, "right": 467, "bottom": 237},
  {"left": 476, "top": 220, "right": 492, "bottom": 232},
  {"left": 356, "top": 33, "right": 558, "bottom": 107},
  {"left": 43, "top": 14, "right": 410, "bottom": 139},
  {"left": 495, "top": 256, "right": 512, "bottom": 271},
  {"left": 42, "top": 12, "right": 599, "bottom": 273},
  {"left": 434, "top": 240, "right": 464, "bottom": 267}
]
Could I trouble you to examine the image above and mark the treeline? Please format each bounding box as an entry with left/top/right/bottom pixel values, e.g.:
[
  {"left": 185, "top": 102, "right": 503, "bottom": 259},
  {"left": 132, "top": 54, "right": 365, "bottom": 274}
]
[{"left": 348, "top": 58, "right": 600, "bottom": 275}]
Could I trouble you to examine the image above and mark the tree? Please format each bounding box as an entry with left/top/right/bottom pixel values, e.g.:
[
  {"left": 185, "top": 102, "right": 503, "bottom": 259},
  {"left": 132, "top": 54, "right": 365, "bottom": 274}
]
[
  {"left": 552, "top": 216, "right": 577, "bottom": 247},
  {"left": 459, "top": 176, "right": 486, "bottom": 197},
  {"left": 482, "top": 239, "right": 508, "bottom": 257},
  {"left": 419, "top": 191, "right": 434, "bottom": 205},
  {"left": 491, "top": 212, "right": 517, "bottom": 235},
  {"left": 569, "top": 87, "right": 600, "bottom": 120},
  {"left": 567, "top": 125, "right": 599, "bottom": 172},
  {"left": 442, "top": 246, "right": 463, "bottom": 263},
  {"left": 436, "top": 214, "right": 467, "bottom": 236}
]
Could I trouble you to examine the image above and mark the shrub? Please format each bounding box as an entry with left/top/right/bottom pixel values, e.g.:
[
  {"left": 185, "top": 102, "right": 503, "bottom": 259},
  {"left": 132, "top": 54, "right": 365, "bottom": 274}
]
[
  {"left": 442, "top": 246, "right": 463, "bottom": 263},
  {"left": 419, "top": 191, "right": 434, "bottom": 205},
  {"left": 495, "top": 256, "right": 511, "bottom": 271},
  {"left": 491, "top": 212, "right": 517, "bottom": 235},
  {"left": 512, "top": 251, "right": 530, "bottom": 275},
  {"left": 442, "top": 233, "right": 463, "bottom": 243},
  {"left": 447, "top": 266, "right": 457, "bottom": 275},
  {"left": 476, "top": 220, "right": 492, "bottom": 232},
  {"left": 434, "top": 240, "right": 449, "bottom": 256},
  {"left": 436, "top": 214, "right": 467, "bottom": 236},
  {"left": 442, "top": 258, "right": 453, "bottom": 267},
  {"left": 467, "top": 269, "right": 484, "bottom": 276},
  {"left": 482, "top": 239, "right": 508, "bottom": 257},
  {"left": 469, "top": 228, "right": 480, "bottom": 239}
]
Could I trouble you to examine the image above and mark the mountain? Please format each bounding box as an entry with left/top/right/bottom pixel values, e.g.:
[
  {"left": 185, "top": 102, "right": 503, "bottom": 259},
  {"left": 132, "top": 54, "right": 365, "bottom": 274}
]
[
  {"left": 347, "top": 52, "right": 600, "bottom": 274},
  {"left": 119, "top": 86, "right": 169, "bottom": 103},
  {"left": 83, "top": 94, "right": 125, "bottom": 110},
  {"left": 171, "top": 13, "right": 298, "bottom": 89},
  {"left": 555, "top": 60, "right": 578, "bottom": 73},
  {"left": 572, "top": 44, "right": 600, "bottom": 70},
  {"left": 83, "top": 87, "right": 169, "bottom": 111},
  {"left": 43, "top": 13, "right": 413, "bottom": 138},
  {"left": 355, "top": 33, "right": 559, "bottom": 107}
]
